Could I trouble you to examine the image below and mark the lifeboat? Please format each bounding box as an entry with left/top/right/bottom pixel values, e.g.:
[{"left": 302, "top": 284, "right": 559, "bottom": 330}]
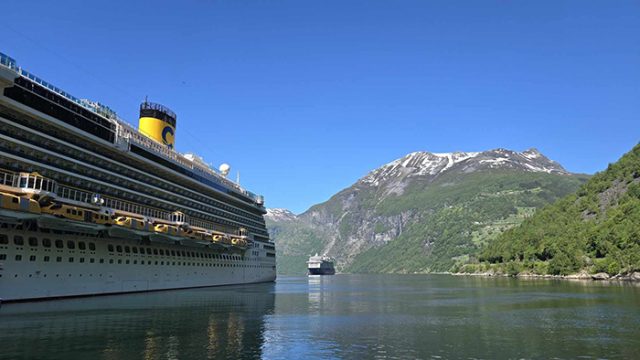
[
  {"left": 42, "top": 203, "right": 89, "bottom": 221},
  {"left": 115, "top": 216, "right": 150, "bottom": 231},
  {"left": 220, "top": 235, "right": 233, "bottom": 245},
  {"left": 154, "top": 223, "right": 179, "bottom": 236},
  {"left": 91, "top": 212, "right": 113, "bottom": 225},
  {"left": 231, "top": 237, "right": 247, "bottom": 247},
  {"left": 178, "top": 226, "right": 194, "bottom": 238},
  {"left": 0, "top": 192, "right": 41, "bottom": 214},
  {"left": 212, "top": 234, "right": 223, "bottom": 242}
]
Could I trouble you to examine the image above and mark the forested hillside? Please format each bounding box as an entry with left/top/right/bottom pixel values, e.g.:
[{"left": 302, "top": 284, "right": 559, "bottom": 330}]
[{"left": 469, "top": 143, "right": 640, "bottom": 277}]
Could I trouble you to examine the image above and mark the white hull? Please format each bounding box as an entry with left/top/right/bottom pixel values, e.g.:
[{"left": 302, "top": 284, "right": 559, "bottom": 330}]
[{"left": 0, "top": 227, "right": 276, "bottom": 301}]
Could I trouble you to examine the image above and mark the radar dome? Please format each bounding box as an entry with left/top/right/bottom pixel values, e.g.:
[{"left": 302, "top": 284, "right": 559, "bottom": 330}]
[{"left": 219, "top": 163, "right": 230, "bottom": 177}]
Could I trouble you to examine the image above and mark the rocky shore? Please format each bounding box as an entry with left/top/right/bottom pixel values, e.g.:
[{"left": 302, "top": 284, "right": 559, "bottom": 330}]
[{"left": 452, "top": 271, "right": 640, "bottom": 282}]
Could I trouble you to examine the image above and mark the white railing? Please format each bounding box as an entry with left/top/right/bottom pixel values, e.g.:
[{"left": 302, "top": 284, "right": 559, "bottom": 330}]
[{"left": 0, "top": 169, "right": 17, "bottom": 187}]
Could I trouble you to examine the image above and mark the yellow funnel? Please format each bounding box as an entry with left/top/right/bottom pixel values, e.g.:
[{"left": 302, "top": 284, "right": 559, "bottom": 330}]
[{"left": 139, "top": 101, "right": 177, "bottom": 148}]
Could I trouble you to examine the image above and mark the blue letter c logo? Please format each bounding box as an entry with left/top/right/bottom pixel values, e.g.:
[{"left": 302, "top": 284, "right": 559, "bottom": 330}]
[{"left": 162, "top": 126, "right": 175, "bottom": 148}]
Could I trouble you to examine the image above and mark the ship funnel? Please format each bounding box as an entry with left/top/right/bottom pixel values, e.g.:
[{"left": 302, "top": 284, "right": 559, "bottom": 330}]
[{"left": 139, "top": 100, "right": 177, "bottom": 148}]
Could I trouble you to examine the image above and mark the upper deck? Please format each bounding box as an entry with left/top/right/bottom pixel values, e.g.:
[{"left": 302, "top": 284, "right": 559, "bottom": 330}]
[{"left": 0, "top": 52, "right": 265, "bottom": 210}]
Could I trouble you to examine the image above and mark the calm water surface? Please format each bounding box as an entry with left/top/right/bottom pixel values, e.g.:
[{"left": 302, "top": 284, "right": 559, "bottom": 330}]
[{"left": 0, "top": 274, "right": 638, "bottom": 359}]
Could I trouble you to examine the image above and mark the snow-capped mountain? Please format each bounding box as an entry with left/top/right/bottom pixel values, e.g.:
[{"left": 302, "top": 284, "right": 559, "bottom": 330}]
[
  {"left": 265, "top": 208, "right": 297, "bottom": 222},
  {"left": 268, "top": 147, "right": 587, "bottom": 275},
  {"left": 360, "top": 148, "right": 568, "bottom": 191}
]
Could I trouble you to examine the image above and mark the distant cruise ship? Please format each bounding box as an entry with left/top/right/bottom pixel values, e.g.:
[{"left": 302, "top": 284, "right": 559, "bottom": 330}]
[
  {"left": 0, "top": 52, "right": 276, "bottom": 301},
  {"left": 307, "top": 254, "right": 335, "bottom": 275}
]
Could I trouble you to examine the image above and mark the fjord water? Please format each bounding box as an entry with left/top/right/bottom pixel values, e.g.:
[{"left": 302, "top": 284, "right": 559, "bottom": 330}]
[{"left": 0, "top": 275, "right": 638, "bottom": 359}]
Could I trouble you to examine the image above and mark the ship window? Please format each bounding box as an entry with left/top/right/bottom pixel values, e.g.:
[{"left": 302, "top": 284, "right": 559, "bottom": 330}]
[
  {"left": 66, "top": 209, "right": 70, "bottom": 214},
  {"left": 68, "top": 257, "right": 74, "bottom": 263},
  {"left": 100, "top": 259, "right": 104, "bottom": 263},
  {"left": 14, "top": 236, "right": 24, "bottom": 246},
  {"left": 55, "top": 240, "right": 63, "bottom": 248},
  {"left": 12, "top": 197, "right": 18, "bottom": 204},
  {"left": 89, "top": 243, "right": 96, "bottom": 251},
  {"left": 171, "top": 250, "right": 176, "bottom": 256},
  {"left": 29, "top": 255, "right": 36, "bottom": 261},
  {"left": 116, "top": 245, "right": 122, "bottom": 253},
  {"left": 146, "top": 248, "right": 152, "bottom": 255},
  {"left": 108, "top": 244, "right": 114, "bottom": 252},
  {"left": 80, "top": 258, "right": 85, "bottom": 263},
  {"left": 71, "top": 209, "right": 76, "bottom": 216},
  {"left": 124, "top": 246, "right": 130, "bottom": 253},
  {"left": 56, "top": 257, "right": 62, "bottom": 262},
  {"left": 153, "top": 249, "right": 158, "bottom": 255},
  {"left": 90, "top": 258, "right": 95, "bottom": 263},
  {"left": 126, "top": 260, "right": 130, "bottom": 264},
  {"left": 28, "top": 237, "right": 38, "bottom": 247},
  {"left": 159, "top": 249, "right": 165, "bottom": 256},
  {"left": 118, "top": 259, "right": 122, "bottom": 264},
  {"left": 109, "top": 259, "right": 114, "bottom": 264},
  {"left": 78, "top": 242, "right": 86, "bottom": 250},
  {"left": 132, "top": 247, "right": 138, "bottom": 254},
  {"left": 67, "top": 241, "right": 75, "bottom": 249},
  {"left": 0, "top": 234, "right": 7, "bottom": 244},
  {"left": 181, "top": 251, "right": 186, "bottom": 257},
  {"left": 43, "top": 238, "right": 51, "bottom": 247},
  {"left": 0, "top": 254, "right": 5, "bottom": 260},
  {"left": 44, "top": 256, "right": 50, "bottom": 262}
]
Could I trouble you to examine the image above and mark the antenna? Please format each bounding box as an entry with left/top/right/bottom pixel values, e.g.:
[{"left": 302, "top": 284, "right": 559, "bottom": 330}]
[{"left": 236, "top": 171, "right": 240, "bottom": 184}]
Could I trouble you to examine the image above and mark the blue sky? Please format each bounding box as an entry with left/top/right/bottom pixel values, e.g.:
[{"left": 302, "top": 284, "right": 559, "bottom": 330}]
[{"left": 3, "top": 0, "right": 639, "bottom": 213}]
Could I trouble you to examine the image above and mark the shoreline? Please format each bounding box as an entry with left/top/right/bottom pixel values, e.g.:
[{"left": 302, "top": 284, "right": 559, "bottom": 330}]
[{"left": 450, "top": 271, "right": 640, "bottom": 282}]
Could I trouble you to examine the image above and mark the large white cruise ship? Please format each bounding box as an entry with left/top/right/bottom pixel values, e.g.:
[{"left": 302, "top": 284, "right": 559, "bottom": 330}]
[{"left": 0, "top": 52, "right": 276, "bottom": 301}]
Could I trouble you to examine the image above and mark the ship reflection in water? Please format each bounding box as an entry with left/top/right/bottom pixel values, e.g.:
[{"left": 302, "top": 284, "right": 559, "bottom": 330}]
[
  {"left": 0, "top": 284, "right": 275, "bottom": 360},
  {"left": 1, "top": 276, "right": 640, "bottom": 359}
]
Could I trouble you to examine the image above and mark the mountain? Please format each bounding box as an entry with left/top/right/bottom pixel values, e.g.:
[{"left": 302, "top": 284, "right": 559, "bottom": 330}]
[
  {"left": 269, "top": 148, "right": 589, "bottom": 275},
  {"left": 472, "top": 143, "right": 640, "bottom": 278}
]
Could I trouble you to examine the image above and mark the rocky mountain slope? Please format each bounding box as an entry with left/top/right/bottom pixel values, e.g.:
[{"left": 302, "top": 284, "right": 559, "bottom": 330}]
[
  {"left": 473, "top": 143, "right": 640, "bottom": 278},
  {"left": 267, "top": 148, "right": 589, "bottom": 275}
]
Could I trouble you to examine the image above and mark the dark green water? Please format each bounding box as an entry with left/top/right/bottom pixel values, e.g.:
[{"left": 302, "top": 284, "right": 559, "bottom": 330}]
[{"left": 0, "top": 275, "right": 638, "bottom": 359}]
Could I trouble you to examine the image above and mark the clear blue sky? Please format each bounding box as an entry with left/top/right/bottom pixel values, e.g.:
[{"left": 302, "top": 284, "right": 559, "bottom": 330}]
[{"left": 3, "top": 0, "right": 639, "bottom": 213}]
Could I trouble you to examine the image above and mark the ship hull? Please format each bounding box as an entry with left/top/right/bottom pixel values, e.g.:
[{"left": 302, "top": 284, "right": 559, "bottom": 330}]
[
  {"left": 0, "top": 226, "right": 276, "bottom": 302},
  {"left": 308, "top": 267, "right": 335, "bottom": 276}
]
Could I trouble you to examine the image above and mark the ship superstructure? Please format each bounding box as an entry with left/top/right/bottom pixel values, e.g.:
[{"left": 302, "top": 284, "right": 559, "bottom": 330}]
[{"left": 0, "top": 52, "right": 276, "bottom": 301}]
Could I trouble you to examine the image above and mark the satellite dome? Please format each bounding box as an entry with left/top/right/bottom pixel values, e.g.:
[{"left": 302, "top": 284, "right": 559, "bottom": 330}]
[{"left": 219, "top": 163, "right": 230, "bottom": 176}]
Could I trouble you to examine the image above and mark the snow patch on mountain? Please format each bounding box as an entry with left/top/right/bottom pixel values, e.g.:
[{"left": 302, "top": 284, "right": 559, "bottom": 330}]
[
  {"left": 265, "top": 208, "right": 297, "bottom": 222},
  {"left": 361, "top": 151, "right": 482, "bottom": 187},
  {"left": 359, "top": 148, "right": 569, "bottom": 189}
]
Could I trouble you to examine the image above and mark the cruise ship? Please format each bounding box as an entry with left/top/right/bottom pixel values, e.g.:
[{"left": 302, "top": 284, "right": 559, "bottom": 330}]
[
  {"left": 0, "top": 52, "right": 276, "bottom": 301},
  {"left": 307, "top": 254, "right": 335, "bottom": 275}
]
